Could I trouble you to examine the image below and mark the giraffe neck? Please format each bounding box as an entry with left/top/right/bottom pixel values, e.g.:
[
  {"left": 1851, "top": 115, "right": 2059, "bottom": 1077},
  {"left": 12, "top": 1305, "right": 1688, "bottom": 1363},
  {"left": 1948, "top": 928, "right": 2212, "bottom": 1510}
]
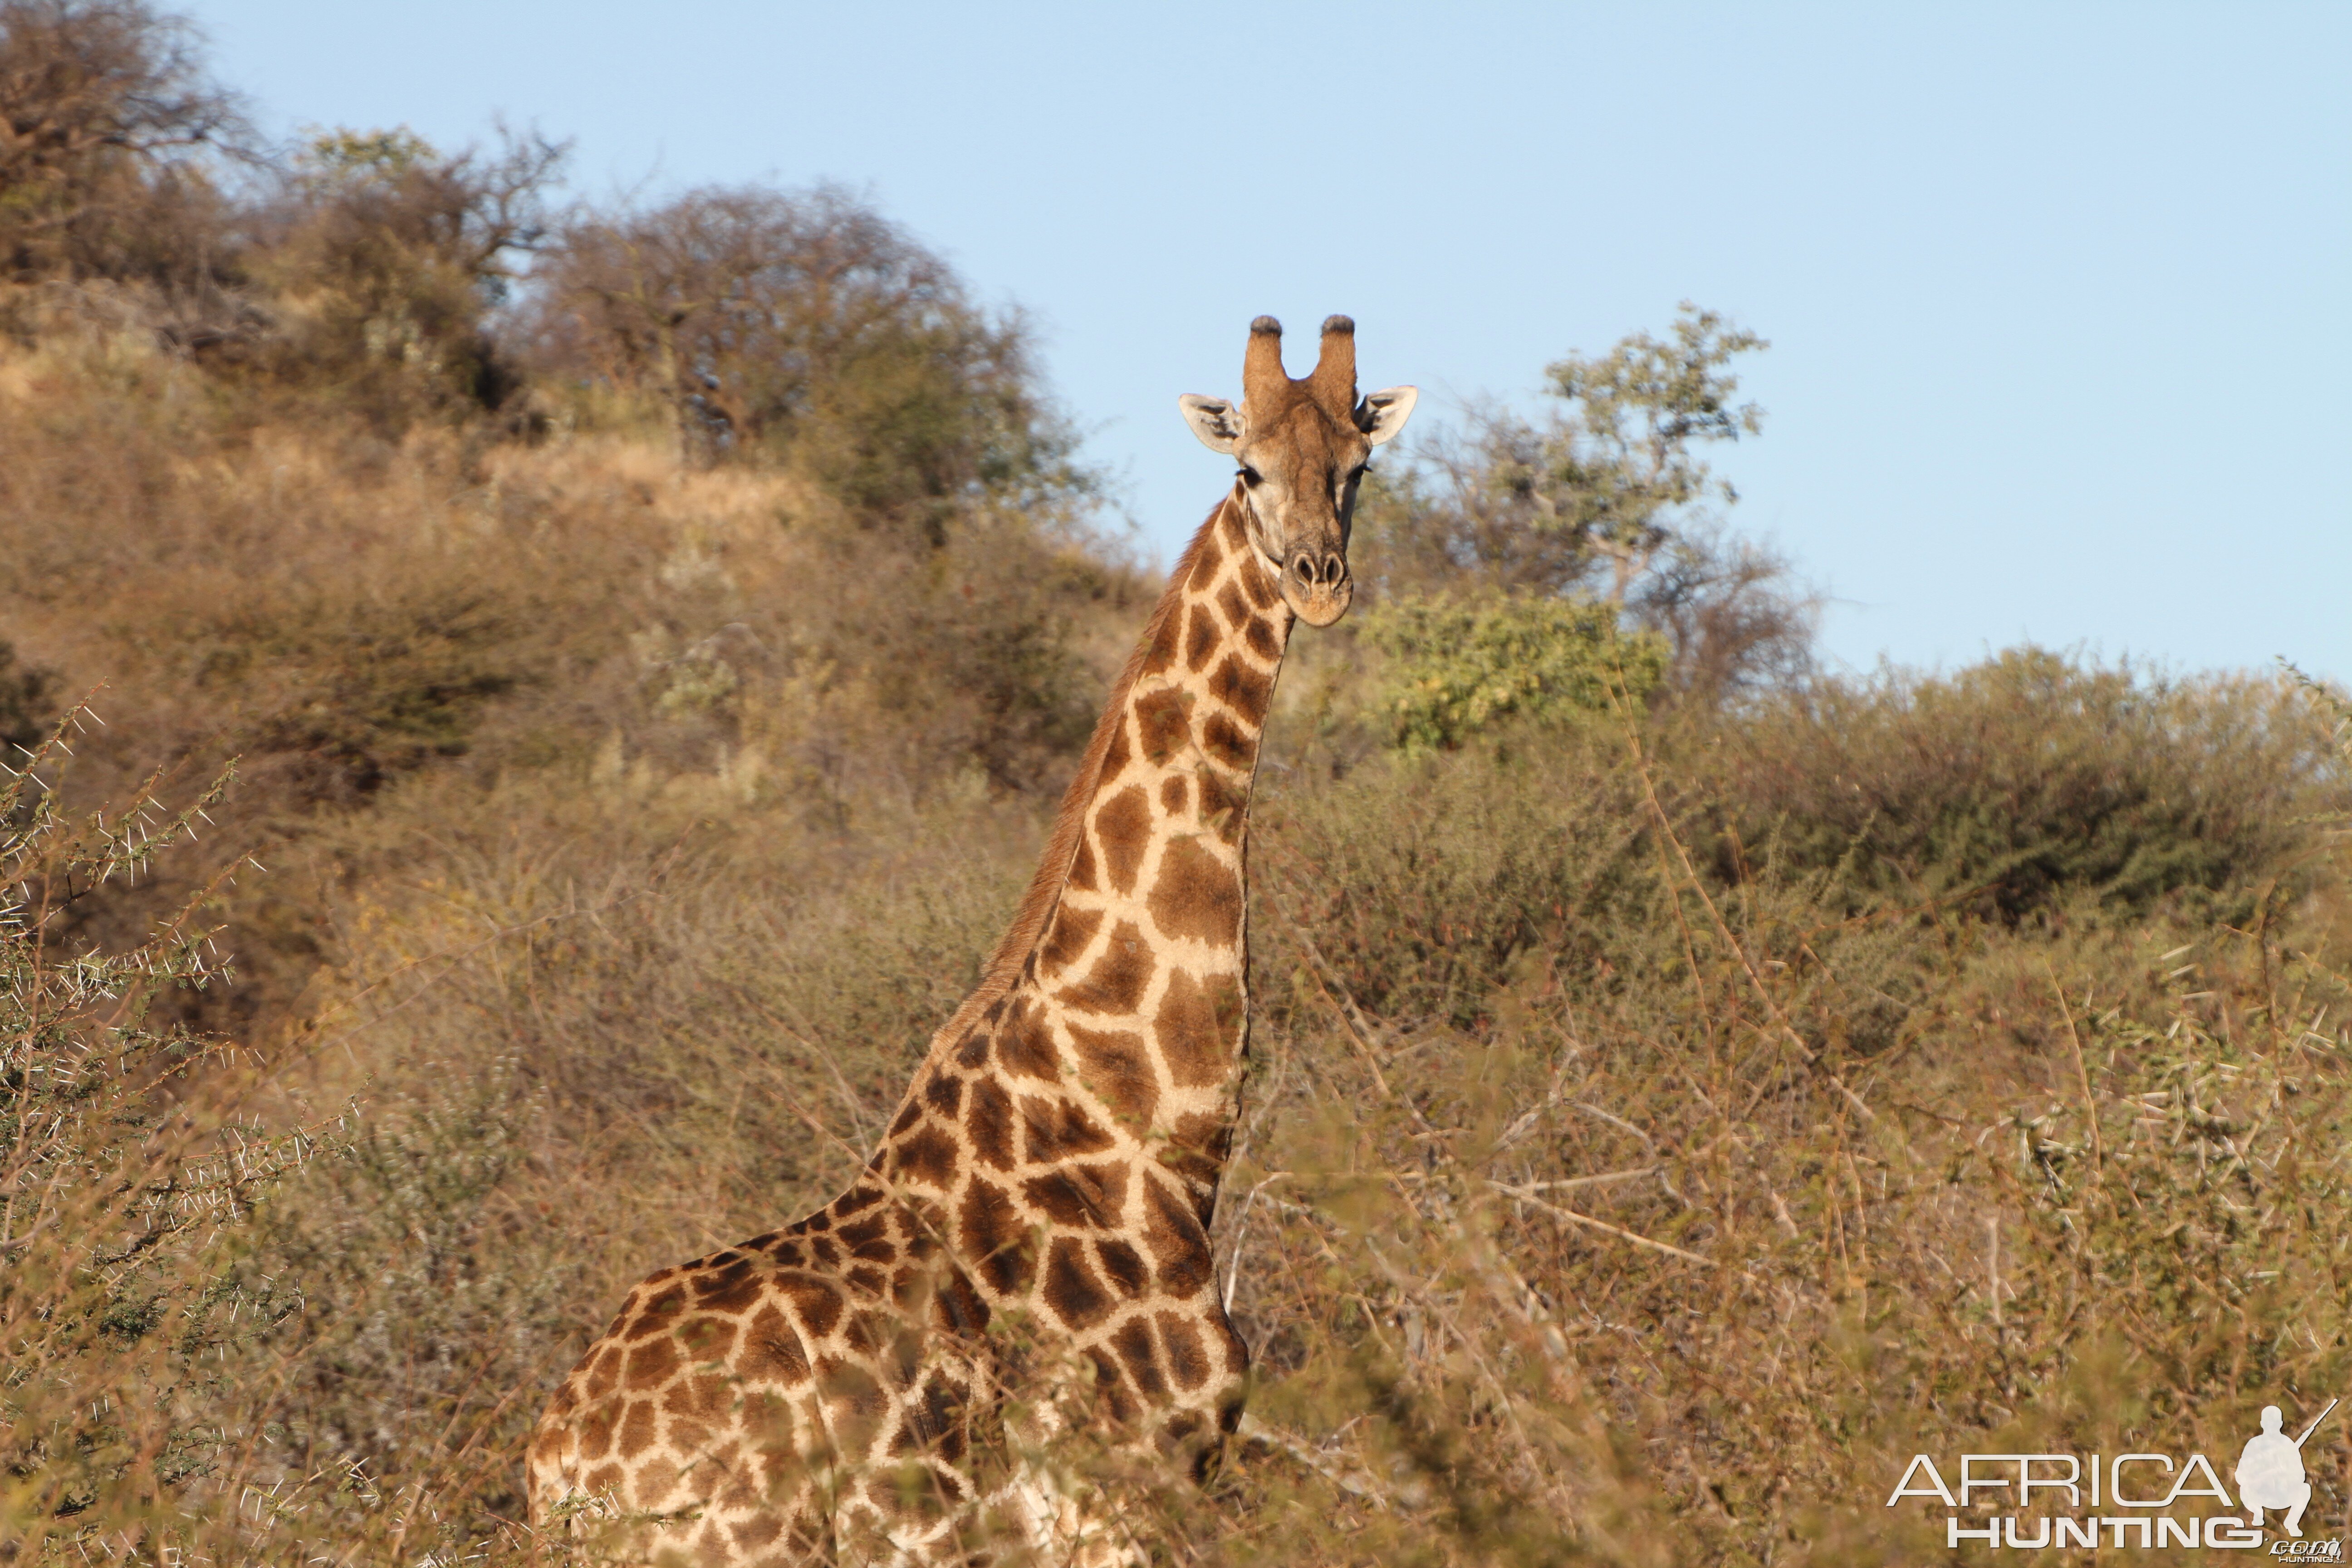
[
  {"left": 888, "top": 485, "right": 1291, "bottom": 1229},
  {"left": 1025, "top": 485, "right": 1292, "bottom": 1160}
]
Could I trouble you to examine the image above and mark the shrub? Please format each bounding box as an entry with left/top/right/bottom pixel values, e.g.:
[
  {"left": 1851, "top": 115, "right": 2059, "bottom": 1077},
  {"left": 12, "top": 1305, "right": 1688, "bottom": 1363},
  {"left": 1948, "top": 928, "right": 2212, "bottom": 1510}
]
[
  {"left": 0, "top": 725, "right": 326, "bottom": 1549},
  {"left": 1692, "top": 647, "right": 2335, "bottom": 923},
  {"left": 0, "top": 638, "right": 56, "bottom": 759},
  {"left": 1360, "top": 589, "right": 1667, "bottom": 753},
  {"left": 1167, "top": 717, "right": 2352, "bottom": 1564}
]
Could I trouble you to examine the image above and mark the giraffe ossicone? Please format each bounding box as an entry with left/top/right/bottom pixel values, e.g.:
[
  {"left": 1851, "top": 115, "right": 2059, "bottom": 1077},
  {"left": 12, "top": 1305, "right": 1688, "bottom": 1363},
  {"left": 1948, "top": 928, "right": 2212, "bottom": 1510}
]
[{"left": 526, "top": 316, "right": 1416, "bottom": 1565}]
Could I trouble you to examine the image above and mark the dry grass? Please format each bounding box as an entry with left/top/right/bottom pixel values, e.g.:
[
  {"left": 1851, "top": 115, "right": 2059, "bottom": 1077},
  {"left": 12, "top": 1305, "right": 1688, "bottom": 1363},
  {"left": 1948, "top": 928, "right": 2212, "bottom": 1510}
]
[
  {"left": 1195, "top": 720, "right": 2352, "bottom": 1562},
  {"left": 10, "top": 688, "right": 2348, "bottom": 1563}
]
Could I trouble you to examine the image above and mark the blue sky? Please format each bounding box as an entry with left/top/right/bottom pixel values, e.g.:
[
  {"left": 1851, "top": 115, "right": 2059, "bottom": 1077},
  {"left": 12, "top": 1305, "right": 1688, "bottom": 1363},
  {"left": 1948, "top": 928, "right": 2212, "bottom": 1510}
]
[{"left": 183, "top": 2, "right": 2349, "bottom": 680}]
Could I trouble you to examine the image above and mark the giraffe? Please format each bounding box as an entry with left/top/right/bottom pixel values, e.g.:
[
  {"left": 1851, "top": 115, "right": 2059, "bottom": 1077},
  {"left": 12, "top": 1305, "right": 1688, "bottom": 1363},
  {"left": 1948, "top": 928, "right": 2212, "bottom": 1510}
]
[{"left": 525, "top": 315, "right": 1417, "bottom": 1565}]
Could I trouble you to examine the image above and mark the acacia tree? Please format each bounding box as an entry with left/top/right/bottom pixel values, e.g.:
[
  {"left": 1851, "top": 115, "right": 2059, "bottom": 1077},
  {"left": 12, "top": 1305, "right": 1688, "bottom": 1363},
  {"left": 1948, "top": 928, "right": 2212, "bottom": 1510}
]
[
  {"left": 0, "top": 0, "right": 243, "bottom": 285},
  {"left": 532, "top": 183, "right": 1084, "bottom": 533},
  {"left": 1356, "top": 304, "right": 1815, "bottom": 705},
  {"left": 249, "top": 123, "right": 564, "bottom": 415}
]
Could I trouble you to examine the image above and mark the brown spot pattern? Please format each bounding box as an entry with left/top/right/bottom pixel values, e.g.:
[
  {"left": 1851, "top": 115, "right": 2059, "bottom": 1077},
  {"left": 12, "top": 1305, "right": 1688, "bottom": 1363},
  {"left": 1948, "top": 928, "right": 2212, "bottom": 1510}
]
[
  {"left": 1096, "top": 1237, "right": 1150, "bottom": 1296},
  {"left": 1043, "top": 1237, "right": 1113, "bottom": 1330},
  {"left": 1189, "top": 527, "right": 1225, "bottom": 586},
  {"left": 1147, "top": 836, "right": 1241, "bottom": 947},
  {"left": 964, "top": 1075, "right": 1015, "bottom": 1171},
  {"left": 1244, "top": 614, "right": 1283, "bottom": 662},
  {"left": 921, "top": 1070, "right": 962, "bottom": 1119},
  {"left": 1019, "top": 1093, "right": 1117, "bottom": 1163},
  {"left": 1216, "top": 504, "right": 1249, "bottom": 552},
  {"left": 1184, "top": 603, "right": 1218, "bottom": 671},
  {"left": 1203, "top": 711, "right": 1255, "bottom": 770},
  {"left": 1156, "top": 1312, "right": 1210, "bottom": 1391},
  {"left": 957, "top": 1177, "right": 1034, "bottom": 1296},
  {"left": 889, "top": 1123, "right": 960, "bottom": 1190},
  {"left": 1133, "top": 686, "right": 1192, "bottom": 766},
  {"left": 1057, "top": 921, "right": 1152, "bottom": 1015},
  {"left": 1238, "top": 552, "right": 1279, "bottom": 609},
  {"left": 628, "top": 1287, "right": 687, "bottom": 1338},
  {"left": 1138, "top": 601, "right": 1182, "bottom": 676},
  {"left": 933, "top": 1271, "right": 989, "bottom": 1337},
  {"left": 686, "top": 1279, "right": 762, "bottom": 1326},
  {"left": 1087, "top": 1345, "right": 1142, "bottom": 1423},
  {"left": 782, "top": 1279, "right": 843, "bottom": 1338},
  {"left": 837, "top": 1213, "right": 892, "bottom": 1259},
  {"left": 1038, "top": 902, "right": 1101, "bottom": 975},
  {"left": 1208, "top": 654, "right": 1271, "bottom": 726},
  {"left": 1154, "top": 968, "right": 1238, "bottom": 1088},
  {"left": 1100, "top": 713, "right": 1131, "bottom": 780},
  {"left": 1140, "top": 1174, "right": 1215, "bottom": 1297},
  {"left": 626, "top": 1337, "right": 681, "bottom": 1390},
  {"left": 1068, "top": 1024, "right": 1157, "bottom": 1125},
  {"left": 1112, "top": 1319, "right": 1168, "bottom": 1398},
  {"left": 1198, "top": 765, "right": 1246, "bottom": 843},
  {"left": 618, "top": 1399, "right": 657, "bottom": 1460},
  {"left": 679, "top": 1314, "right": 737, "bottom": 1361},
  {"left": 741, "top": 1310, "right": 813, "bottom": 1386},
  {"left": 1020, "top": 1160, "right": 1127, "bottom": 1228},
  {"left": 994, "top": 1003, "right": 1060, "bottom": 1081},
  {"left": 1164, "top": 1112, "right": 1231, "bottom": 1191},
  {"left": 1093, "top": 785, "right": 1151, "bottom": 895}
]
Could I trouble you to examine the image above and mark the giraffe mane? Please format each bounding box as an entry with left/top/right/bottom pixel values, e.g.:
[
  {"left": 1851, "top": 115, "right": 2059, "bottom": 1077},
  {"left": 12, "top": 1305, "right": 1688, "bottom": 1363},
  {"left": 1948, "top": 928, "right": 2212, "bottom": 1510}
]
[{"left": 928, "top": 494, "right": 1235, "bottom": 1052}]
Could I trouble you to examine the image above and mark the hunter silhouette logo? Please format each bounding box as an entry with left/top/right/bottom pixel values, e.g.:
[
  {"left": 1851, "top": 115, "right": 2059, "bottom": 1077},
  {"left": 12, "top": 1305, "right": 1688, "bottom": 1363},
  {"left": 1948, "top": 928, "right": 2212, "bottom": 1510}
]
[
  {"left": 2239, "top": 1399, "right": 2337, "bottom": 1539},
  {"left": 1886, "top": 1396, "right": 2342, "bottom": 1551}
]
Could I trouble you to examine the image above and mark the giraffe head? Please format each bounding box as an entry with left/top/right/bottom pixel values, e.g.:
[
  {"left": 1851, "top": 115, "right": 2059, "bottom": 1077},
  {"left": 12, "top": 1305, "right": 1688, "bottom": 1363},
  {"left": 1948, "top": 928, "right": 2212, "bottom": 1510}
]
[{"left": 1177, "top": 315, "right": 1417, "bottom": 627}]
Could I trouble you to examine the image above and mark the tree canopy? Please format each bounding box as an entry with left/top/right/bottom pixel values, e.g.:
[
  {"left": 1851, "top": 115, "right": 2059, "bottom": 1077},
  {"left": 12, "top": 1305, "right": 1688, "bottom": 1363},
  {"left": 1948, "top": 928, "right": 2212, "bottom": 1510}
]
[
  {"left": 1355, "top": 304, "right": 1815, "bottom": 712},
  {"left": 0, "top": 0, "right": 243, "bottom": 285},
  {"left": 529, "top": 184, "right": 1088, "bottom": 533}
]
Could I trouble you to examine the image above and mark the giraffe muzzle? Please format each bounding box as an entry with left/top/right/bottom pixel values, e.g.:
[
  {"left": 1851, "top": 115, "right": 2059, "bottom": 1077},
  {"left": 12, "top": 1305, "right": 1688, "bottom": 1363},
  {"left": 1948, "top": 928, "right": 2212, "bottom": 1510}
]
[{"left": 1283, "top": 549, "right": 1352, "bottom": 627}]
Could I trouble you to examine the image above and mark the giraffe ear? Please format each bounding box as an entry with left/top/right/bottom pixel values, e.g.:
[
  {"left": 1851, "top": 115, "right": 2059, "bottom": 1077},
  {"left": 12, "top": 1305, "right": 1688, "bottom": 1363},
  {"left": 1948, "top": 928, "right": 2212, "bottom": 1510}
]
[
  {"left": 1357, "top": 386, "right": 1418, "bottom": 446},
  {"left": 1178, "top": 394, "right": 1245, "bottom": 454}
]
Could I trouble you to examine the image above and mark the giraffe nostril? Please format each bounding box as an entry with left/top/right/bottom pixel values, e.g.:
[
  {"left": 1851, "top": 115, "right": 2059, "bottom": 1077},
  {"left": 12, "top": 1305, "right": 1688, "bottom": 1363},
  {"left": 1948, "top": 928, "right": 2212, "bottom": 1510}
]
[{"left": 1288, "top": 552, "right": 1347, "bottom": 589}]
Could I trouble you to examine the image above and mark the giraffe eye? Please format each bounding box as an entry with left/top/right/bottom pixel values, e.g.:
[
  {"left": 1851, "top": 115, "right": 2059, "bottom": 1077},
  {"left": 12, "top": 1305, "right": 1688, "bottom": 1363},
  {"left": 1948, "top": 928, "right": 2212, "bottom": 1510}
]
[{"left": 1239, "top": 465, "right": 1262, "bottom": 486}]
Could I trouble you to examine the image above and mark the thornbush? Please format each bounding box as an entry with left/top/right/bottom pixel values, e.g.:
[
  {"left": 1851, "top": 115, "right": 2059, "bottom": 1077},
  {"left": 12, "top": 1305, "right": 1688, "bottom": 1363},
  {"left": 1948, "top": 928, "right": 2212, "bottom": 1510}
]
[
  {"left": 0, "top": 725, "right": 334, "bottom": 1552},
  {"left": 1688, "top": 647, "right": 2333, "bottom": 924}
]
